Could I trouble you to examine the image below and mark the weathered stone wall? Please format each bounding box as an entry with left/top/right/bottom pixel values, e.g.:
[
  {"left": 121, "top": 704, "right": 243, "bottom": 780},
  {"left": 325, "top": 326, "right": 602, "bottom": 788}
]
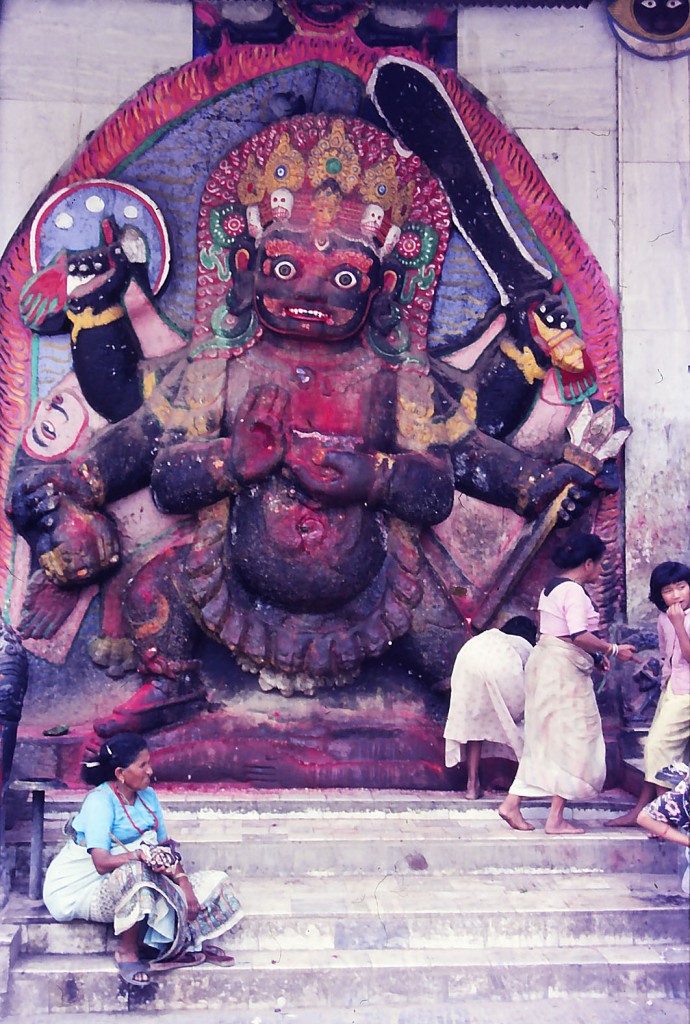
[{"left": 0, "top": 0, "right": 687, "bottom": 625}]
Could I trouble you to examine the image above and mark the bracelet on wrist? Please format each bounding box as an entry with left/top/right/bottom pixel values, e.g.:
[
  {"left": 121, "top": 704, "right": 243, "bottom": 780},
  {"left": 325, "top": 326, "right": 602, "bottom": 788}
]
[{"left": 608, "top": 643, "right": 619, "bottom": 658}]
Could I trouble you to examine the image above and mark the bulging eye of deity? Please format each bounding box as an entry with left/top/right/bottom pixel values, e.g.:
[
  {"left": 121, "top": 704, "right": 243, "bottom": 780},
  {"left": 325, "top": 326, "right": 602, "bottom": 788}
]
[
  {"left": 254, "top": 230, "right": 381, "bottom": 344},
  {"left": 332, "top": 269, "right": 359, "bottom": 290},
  {"left": 273, "top": 259, "right": 298, "bottom": 281}
]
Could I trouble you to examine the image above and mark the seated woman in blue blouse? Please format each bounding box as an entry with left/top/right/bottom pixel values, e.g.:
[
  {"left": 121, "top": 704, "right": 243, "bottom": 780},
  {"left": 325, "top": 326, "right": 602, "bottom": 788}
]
[{"left": 43, "top": 733, "right": 242, "bottom": 986}]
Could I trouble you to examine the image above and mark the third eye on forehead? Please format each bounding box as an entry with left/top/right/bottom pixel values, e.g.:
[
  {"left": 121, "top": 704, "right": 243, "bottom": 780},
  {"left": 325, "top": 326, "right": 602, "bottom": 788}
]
[{"left": 263, "top": 238, "right": 373, "bottom": 274}]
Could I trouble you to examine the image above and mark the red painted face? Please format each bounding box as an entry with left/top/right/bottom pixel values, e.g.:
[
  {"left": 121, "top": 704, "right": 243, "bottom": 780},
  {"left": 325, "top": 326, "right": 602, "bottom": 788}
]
[{"left": 254, "top": 230, "right": 381, "bottom": 344}]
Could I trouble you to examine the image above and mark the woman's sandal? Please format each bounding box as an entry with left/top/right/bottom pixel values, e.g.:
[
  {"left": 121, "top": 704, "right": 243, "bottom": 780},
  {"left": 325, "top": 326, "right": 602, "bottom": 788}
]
[
  {"left": 202, "top": 942, "right": 235, "bottom": 966},
  {"left": 116, "top": 959, "right": 153, "bottom": 987},
  {"left": 150, "top": 950, "right": 206, "bottom": 972}
]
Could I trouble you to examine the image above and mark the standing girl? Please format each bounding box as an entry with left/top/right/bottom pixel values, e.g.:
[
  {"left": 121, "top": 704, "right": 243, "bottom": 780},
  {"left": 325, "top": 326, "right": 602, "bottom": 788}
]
[
  {"left": 499, "top": 534, "right": 638, "bottom": 834},
  {"left": 609, "top": 561, "right": 690, "bottom": 827}
]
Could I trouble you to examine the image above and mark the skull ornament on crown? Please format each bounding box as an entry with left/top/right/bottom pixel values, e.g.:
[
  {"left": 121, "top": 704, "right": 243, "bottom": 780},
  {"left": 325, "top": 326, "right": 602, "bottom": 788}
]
[{"left": 192, "top": 114, "right": 451, "bottom": 366}]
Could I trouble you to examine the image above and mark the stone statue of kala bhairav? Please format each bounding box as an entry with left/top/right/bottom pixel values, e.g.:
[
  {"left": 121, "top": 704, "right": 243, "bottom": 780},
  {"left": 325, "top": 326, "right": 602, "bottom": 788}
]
[{"left": 7, "top": 105, "right": 624, "bottom": 739}]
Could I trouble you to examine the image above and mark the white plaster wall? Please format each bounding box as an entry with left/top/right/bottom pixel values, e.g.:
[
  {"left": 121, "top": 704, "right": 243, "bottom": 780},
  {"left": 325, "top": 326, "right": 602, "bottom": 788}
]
[
  {"left": 457, "top": 5, "right": 619, "bottom": 289},
  {"left": 0, "top": 0, "right": 687, "bottom": 623},
  {"left": 0, "top": 0, "right": 192, "bottom": 251},
  {"left": 618, "top": 52, "right": 690, "bottom": 621}
]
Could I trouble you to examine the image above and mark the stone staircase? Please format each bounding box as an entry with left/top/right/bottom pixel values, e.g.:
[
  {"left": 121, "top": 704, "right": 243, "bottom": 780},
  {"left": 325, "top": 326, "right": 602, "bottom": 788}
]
[{"left": 0, "top": 789, "right": 688, "bottom": 1021}]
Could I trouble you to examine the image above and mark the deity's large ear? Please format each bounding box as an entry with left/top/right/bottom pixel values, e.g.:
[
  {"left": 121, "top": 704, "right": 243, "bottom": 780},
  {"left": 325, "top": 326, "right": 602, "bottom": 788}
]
[
  {"left": 369, "top": 269, "right": 398, "bottom": 329},
  {"left": 366, "top": 268, "right": 411, "bottom": 364},
  {"left": 225, "top": 245, "right": 255, "bottom": 316},
  {"left": 382, "top": 269, "right": 398, "bottom": 294},
  {"left": 369, "top": 288, "right": 400, "bottom": 337},
  {"left": 234, "top": 247, "right": 251, "bottom": 274}
]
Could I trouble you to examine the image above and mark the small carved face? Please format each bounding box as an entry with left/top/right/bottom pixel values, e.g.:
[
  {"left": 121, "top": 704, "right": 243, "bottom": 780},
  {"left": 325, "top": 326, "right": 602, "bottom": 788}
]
[
  {"left": 254, "top": 229, "right": 381, "bottom": 343},
  {"left": 22, "top": 390, "right": 89, "bottom": 461},
  {"left": 65, "top": 241, "right": 128, "bottom": 310},
  {"left": 633, "top": 0, "right": 688, "bottom": 33},
  {"left": 270, "top": 188, "right": 294, "bottom": 220},
  {"left": 361, "top": 203, "right": 384, "bottom": 237}
]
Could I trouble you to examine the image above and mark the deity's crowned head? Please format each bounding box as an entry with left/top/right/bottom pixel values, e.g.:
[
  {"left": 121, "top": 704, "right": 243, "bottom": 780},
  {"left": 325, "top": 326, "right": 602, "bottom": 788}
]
[{"left": 193, "top": 113, "right": 451, "bottom": 361}]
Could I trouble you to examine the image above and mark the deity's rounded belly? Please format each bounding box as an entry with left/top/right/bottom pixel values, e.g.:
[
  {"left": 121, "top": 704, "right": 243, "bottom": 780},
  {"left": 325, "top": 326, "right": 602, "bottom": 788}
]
[{"left": 229, "top": 479, "right": 386, "bottom": 612}]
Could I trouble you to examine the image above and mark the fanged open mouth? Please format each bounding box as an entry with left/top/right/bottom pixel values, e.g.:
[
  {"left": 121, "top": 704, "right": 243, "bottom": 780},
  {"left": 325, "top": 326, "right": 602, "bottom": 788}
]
[{"left": 286, "top": 306, "right": 334, "bottom": 324}]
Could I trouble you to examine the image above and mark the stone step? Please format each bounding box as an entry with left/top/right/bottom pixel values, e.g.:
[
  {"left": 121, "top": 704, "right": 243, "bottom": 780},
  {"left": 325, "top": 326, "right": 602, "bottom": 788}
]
[
  {"left": 11, "top": 828, "right": 681, "bottom": 880},
  {"left": 25, "top": 786, "right": 640, "bottom": 815},
  {"left": 2, "top": 996, "right": 690, "bottom": 1024},
  {"left": 7, "top": 872, "right": 689, "bottom": 956},
  {"left": 5, "top": 941, "right": 689, "bottom": 1016},
  {"left": 8, "top": 805, "right": 680, "bottom": 879}
]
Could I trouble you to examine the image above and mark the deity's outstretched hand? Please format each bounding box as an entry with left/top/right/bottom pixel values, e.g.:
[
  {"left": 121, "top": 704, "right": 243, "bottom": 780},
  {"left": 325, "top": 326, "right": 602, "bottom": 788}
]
[{"left": 8, "top": 460, "right": 103, "bottom": 532}]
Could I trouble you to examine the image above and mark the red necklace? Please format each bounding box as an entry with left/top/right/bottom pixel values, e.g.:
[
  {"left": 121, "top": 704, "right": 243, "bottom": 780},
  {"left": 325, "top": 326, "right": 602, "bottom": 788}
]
[{"left": 110, "top": 782, "right": 159, "bottom": 835}]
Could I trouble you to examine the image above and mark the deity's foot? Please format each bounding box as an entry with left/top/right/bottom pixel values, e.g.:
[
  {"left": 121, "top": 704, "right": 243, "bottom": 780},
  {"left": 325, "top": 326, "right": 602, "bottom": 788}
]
[
  {"left": 88, "top": 636, "right": 138, "bottom": 678},
  {"left": 93, "top": 679, "right": 207, "bottom": 737}
]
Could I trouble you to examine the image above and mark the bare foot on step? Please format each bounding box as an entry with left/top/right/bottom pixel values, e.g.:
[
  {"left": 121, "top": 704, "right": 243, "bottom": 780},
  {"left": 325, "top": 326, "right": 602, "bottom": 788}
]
[
  {"left": 498, "top": 805, "right": 535, "bottom": 831},
  {"left": 544, "top": 819, "right": 586, "bottom": 835},
  {"left": 605, "top": 811, "right": 640, "bottom": 828}
]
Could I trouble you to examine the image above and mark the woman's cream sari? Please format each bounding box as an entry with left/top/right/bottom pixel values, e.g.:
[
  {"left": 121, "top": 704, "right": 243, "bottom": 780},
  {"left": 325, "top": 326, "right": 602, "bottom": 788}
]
[{"left": 510, "top": 635, "right": 606, "bottom": 800}]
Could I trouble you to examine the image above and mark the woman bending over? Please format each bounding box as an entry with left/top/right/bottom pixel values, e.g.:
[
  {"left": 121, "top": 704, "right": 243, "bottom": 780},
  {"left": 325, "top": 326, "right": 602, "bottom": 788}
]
[{"left": 499, "top": 534, "right": 638, "bottom": 834}]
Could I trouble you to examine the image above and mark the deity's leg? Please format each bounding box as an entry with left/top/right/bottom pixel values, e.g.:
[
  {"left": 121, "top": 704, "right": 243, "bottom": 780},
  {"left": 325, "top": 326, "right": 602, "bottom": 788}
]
[
  {"left": 395, "top": 563, "right": 470, "bottom": 683},
  {"left": 93, "top": 549, "right": 208, "bottom": 737}
]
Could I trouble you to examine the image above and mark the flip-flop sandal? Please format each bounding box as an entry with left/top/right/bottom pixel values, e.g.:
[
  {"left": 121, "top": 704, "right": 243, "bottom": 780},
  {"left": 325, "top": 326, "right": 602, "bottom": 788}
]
[
  {"left": 149, "top": 951, "right": 206, "bottom": 972},
  {"left": 202, "top": 943, "right": 235, "bottom": 966},
  {"left": 116, "top": 959, "right": 154, "bottom": 987}
]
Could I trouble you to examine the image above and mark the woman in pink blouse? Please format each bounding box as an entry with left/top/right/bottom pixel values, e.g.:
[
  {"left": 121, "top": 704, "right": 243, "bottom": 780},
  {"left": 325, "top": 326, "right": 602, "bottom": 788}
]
[{"left": 499, "top": 535, "right": 638, "bottom": 834}]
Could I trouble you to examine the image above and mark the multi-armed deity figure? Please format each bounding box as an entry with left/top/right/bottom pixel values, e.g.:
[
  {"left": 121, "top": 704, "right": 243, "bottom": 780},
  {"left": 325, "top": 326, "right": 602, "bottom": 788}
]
[{"left": 7, "top": 99, "right": 620, "bottom": 740}]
